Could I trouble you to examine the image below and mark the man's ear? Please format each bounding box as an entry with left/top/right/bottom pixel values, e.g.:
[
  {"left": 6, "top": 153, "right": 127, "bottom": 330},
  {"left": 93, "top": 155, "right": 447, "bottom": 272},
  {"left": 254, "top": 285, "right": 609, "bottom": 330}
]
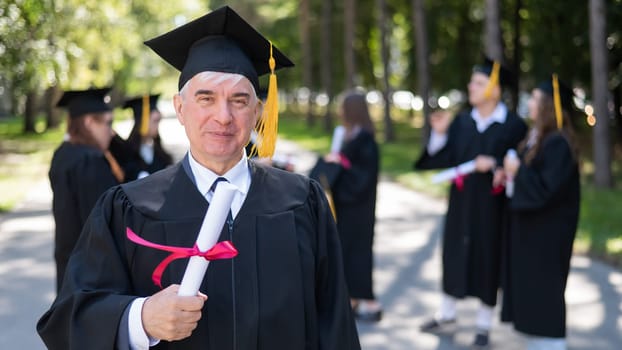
[{"left": 173, "top": 93, "right": 184, "bottom": 125}]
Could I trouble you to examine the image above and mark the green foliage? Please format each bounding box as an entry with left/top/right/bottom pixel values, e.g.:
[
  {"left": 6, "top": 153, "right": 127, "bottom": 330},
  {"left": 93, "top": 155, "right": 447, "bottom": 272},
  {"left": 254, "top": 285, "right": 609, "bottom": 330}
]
[{"left": 0, "top": 115, "right": 64, "bottom": 211}]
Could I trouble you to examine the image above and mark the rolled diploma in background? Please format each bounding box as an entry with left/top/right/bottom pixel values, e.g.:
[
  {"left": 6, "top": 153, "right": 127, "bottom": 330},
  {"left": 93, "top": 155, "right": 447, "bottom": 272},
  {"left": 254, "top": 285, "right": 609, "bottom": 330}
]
[
  {"left": 178, "top": 181, "right": 237, "bottom": 296},
  {"left": 431, "top": 160, "right": 476, "bottom": 184},
  {"left": 330, "top": 125, "right": 345, "bottom": 154}
]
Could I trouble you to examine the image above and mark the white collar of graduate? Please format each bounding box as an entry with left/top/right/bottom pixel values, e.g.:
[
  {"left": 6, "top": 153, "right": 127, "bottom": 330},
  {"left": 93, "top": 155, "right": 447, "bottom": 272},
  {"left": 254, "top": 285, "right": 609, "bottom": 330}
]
[
  {"left": 187, "top": 150, "right": 251, "bottom": 203},
  {"left": 471, "top": 102, "right": 508, "bottom": 133}
]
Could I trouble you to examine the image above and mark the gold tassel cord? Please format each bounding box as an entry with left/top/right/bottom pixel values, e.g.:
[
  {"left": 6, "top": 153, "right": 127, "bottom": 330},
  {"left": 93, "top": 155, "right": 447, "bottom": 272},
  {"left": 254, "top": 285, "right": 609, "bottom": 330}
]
[
  {"left": 140, "top": 94, "right": 150, "bottom": 137},
  {"left": 253, "top": 41, "right": 279, "bottom": 158},
  {"left": 552, "top": 74, "right": 563, "bottom": 130},
  {"left": 104, "top": 150, "right": 125, "bottom": 183},
  {"left": 483, "top": 61, "right": 500, "bottom": 99}
]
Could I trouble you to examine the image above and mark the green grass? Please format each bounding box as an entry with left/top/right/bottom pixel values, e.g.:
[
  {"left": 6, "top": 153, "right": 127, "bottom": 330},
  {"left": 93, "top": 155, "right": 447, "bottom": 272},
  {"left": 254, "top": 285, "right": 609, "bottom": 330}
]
[
  {"left": 0, "top": 116, "right": 65, "bottom": 212},
  {"left": 279, "top": 110, "right": 622, "bottom": 268}
]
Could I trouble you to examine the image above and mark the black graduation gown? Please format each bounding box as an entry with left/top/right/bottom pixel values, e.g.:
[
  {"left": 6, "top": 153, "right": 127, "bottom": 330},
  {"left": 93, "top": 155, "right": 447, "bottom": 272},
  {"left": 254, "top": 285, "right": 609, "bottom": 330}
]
[
  {"left": 332, "top": 130, "right": 379, "bottom": 299},
  {"left": 37, "top": 160, "right": 360, "bottom": 350},
  {"left": 414, "top": 109, "right": 527, "bottom": 306},
  {"left": 48, "top": 141, "right": 119, "bottom": 291},
  {"left": 109, "top": 134, "right": 172, "bottom": 181},
  {"left": 501, "top": 132, "right": 580, "bottom": 338}
]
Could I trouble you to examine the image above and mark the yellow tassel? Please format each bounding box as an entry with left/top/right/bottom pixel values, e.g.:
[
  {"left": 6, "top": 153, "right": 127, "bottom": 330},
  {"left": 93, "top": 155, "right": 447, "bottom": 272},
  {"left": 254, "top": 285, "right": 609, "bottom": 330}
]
[
  {"left": 140, "top": 94, "right": 150, "bottom": 137},
  {"left": 552, "top": 74, "right": 563, "bottom": 129},
  {"left": 252, "top": 41, "right": 279, "bottom": 158},
  {"left": 483, "top": 61, "right": 500, "bottom": 99}
]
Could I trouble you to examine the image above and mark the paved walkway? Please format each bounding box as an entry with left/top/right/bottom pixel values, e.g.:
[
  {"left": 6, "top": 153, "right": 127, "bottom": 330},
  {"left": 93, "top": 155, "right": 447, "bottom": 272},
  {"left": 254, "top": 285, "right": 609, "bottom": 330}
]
[{"left": 1, "top": 117, "right": 621, "bottom": 349}]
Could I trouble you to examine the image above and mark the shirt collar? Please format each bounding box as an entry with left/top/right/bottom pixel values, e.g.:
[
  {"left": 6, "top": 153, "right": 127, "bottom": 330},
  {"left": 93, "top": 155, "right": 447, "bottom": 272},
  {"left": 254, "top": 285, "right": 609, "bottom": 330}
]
[
  {"left": 471, "top": 102, "right": 508, "bottom": 131},
  {"left": 187, "top": 151, "right": 250, "bottom": 197}
]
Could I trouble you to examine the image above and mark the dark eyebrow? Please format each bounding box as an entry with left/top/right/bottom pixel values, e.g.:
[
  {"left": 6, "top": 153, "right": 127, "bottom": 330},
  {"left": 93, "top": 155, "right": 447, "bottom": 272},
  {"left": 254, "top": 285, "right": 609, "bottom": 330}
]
[
  {"left": 231, "top": 92, "right": 251, "bottom": 99},
  {"left": 194, "top": 89, "right": 214, "bottom": 96}
]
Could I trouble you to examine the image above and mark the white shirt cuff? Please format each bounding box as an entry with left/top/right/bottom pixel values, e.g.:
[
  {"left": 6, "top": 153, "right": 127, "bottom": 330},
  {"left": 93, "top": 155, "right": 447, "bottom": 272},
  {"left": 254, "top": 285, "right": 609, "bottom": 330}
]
[
  {"left": 427, "top": 131, "right": 448, "bottom": 155},
  {"left": 128, "top": 298, "right": 160, "bottom": 349}
]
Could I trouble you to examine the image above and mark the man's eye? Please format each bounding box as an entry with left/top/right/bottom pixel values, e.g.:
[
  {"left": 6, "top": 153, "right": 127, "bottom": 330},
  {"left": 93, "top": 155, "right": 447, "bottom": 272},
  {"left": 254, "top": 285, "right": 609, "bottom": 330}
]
[{"left": 232, "top": 98, "right": 248, "bottom": 106}]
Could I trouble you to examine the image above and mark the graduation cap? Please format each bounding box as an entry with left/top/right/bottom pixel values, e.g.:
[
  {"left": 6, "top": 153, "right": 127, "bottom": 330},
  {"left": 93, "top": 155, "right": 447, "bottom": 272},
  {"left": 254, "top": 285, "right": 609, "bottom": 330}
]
[
  {"left": 536, "top": 74, "right": 576, "bottom": 129},
  {"left": 123, "top": 94, "right": 160, "bottom": 137},
  {"left": 473, "top": 57, "right": 513, "bottom": 98},
  {"left": 56, "top": 87, "right": 112, "bottom": 119},
  {"left": 144, "top": 5, "right": 295, "bottom": 158}
]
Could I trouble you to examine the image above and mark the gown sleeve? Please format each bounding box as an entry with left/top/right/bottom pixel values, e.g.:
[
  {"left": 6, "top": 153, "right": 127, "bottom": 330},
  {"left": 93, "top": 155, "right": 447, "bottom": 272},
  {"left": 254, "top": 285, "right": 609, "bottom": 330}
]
[
  {"left": 511, "top": 134, "right": 576, "bottom": 211},
  {"left": 414, "top": 114, "right": 460, "bottom": 170},
  {"left": 309, "top": 180, "right": 361, "bottom": 350},
  {"left": 37, "top": 187, "right": 137, "bottom": 350}
]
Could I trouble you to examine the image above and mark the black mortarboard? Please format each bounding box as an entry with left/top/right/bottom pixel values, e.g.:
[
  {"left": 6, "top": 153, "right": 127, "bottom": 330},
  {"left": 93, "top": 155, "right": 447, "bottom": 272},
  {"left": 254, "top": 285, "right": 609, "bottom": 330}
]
[
  {"left": 122, "top": 94, "right": 160, "bottom": 123},
  {"left": 537, "top": 77, "right": 575, "bottom": 111},
  {"left": 56, "top": 88, "right": 112, "bottom": 119},
  {"left": 473, "top": 57, "right": 513, "bottom": 88},
  {"left": 144, "top": 5, "right": 294, "bottom": 91},
  {"left": 123, "top": 94, "right": 160, "bottom": 137}
]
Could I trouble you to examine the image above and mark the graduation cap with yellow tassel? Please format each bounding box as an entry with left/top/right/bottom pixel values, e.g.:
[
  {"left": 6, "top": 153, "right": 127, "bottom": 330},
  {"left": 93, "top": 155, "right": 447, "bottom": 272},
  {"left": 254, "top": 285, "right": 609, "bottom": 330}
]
[
  {"left": 122, "top": 94, "right": 160, "bottom": 138},
  {"left": 537, "top": 74, "right": 576, "bottom": 129},
  {"left": 144, "top": 5, "right": 294, "bottom": 158},
  {"left": 473, "top": 57, "right": 513, "bottom": 99}
]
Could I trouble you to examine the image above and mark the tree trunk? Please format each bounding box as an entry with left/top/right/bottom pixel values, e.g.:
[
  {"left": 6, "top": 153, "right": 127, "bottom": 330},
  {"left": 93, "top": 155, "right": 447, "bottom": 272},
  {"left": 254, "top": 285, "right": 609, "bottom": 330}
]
[
  {"left": 45, "top": 85, "right": 62, "bottom": 130},
  {"left": 23, "top": 90, "right": 38, "bottom": 133},
  {"left": 344, "top": 0, "right": 356, "bottom": 89},
  {"left": 299, "top": 0, "right": 314, "bottom": 126},
  {"left": 377, "top": 0, "right": 394, "bottom": 142},
  {"left": 320, "top": 0, "right": 334, "bottom": 132},
  {"left": 589, "top": 0, "right": 613, "bottom": 187},
  {"left": 412, "top": 0, "right": 431, "bottom": 143},
  {"left": 510, "top": 0, "right": 522, "bottom": 113},
  {"left": 484, "top": 0, "right": 503, "bottom": 62}
]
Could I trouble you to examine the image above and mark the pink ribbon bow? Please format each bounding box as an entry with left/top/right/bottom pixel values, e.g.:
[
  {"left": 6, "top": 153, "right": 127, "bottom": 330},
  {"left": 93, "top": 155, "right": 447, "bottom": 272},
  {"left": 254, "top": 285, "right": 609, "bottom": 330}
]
[{"left": 126, "top": 227, "right": 238, "bottom": 288}]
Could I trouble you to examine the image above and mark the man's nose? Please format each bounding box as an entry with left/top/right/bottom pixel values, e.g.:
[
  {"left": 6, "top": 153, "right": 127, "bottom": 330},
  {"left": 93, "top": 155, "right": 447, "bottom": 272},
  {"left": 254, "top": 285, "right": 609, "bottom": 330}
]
[{"left": 213, "top": 100, "right": 233, "bottom": 124}]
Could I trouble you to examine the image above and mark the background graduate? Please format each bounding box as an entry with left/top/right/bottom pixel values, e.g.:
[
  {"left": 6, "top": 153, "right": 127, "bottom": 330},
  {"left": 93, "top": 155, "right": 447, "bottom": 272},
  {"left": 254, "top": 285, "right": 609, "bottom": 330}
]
[
  {"left": 48, "top": 87, "right": 122, "bottom": 291},
  {"left": 37, "top": 6, "right": 360, "bottom": 350},
  {"left": 501, "top": 75, "right": 580, "bottom": 350},
  {"left": 322, "top": 91, "right": 381, "bottom": 322},
  {"left": 414, "top": 58, "right": 527, "bottom": 347},
  {"left": 119, "top": 94, "right": 173, "bottom": 180}
]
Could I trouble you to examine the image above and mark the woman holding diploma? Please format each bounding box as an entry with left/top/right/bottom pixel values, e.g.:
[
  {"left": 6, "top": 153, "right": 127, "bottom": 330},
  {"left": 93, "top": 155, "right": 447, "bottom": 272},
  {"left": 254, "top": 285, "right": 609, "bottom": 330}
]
[
  {"left": 414, "top": 58, "right": 527, "bottom": 347},
  {"left": 323, "top": 91, "right": 381, "bottom": 322},
  {"left": 501, "top": 76, "right": 580, "bottom": 350},
  {"left": 38, "top": 6, "right": 360, "bottom": 350}
]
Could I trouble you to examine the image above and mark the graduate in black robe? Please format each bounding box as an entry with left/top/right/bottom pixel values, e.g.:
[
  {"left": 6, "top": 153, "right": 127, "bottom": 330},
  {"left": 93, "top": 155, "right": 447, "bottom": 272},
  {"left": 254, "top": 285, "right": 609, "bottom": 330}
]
[
  {"left": 322, "top": 91, "right": 381, "bottom": 322},
  {"left": 501, "top": 76, "right": 580, "bottom": 349},
  {"left": 415, "top": 59, "right": 527, "bottom": 347},
  {"left": 37, "top": 6, "right": 360, "bottom": 350},
  {"left": 117, "top": 94, "right": 173, "bottom": 181},
  {"left": 49, "top": 88, "right": 122, "bottom": 291}
]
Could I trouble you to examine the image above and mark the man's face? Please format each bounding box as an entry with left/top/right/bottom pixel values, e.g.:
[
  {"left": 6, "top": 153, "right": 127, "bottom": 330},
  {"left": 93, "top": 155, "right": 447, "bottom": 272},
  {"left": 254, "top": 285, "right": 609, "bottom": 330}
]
[
  {"left": 467, "top": 72, "right": 499, "bottom": 106},
  {"left": 174, "top": 72, "right": 260, "bottom": 170}
]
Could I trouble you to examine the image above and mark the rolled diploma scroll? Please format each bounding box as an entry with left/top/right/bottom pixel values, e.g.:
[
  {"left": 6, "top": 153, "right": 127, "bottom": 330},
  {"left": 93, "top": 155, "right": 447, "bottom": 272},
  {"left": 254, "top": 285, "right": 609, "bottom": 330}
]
[
  {"left": 330, "top": 125, "right": 346, "bottom": 154},
  {"left": 431, "top": 160, "right": 477, "bottom": 184},
  {"left": 178, "top": 181, "right": 238, "bottom": 296}
]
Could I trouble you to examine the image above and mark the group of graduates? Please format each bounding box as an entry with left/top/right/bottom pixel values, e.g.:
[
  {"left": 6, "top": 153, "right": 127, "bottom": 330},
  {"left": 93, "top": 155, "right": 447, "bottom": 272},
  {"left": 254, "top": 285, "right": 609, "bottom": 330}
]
[
  {"left": 415, "top": 59, "right": 580, "bottom": 350},
  {"left": 37, "top": 4, "right": 580, "bottom": 350},
  {"left": 48, "top": 90, "right": 173, "bottom": 291},
  {"left": 39, "top": 5, "right": 362, "bottom": 350}
]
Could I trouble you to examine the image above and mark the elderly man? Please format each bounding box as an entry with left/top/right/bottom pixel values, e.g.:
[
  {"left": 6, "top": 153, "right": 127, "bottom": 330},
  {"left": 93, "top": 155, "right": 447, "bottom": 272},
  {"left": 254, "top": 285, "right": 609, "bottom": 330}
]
[{"left": 37, "top": 6, "right": 360, "bottom": 350}]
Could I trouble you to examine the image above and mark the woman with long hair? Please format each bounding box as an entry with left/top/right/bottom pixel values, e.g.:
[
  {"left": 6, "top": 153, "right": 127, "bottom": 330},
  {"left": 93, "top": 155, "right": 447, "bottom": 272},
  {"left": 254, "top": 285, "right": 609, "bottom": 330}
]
[
  {"left": 49, "top": 88, "right": 122, "bottom": 291},
  {"left": 324, "top": 91, "right": 382, "bottom": 321},
  {"left": 501, "top": 76, "right": 580, "bottom": 350}
]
